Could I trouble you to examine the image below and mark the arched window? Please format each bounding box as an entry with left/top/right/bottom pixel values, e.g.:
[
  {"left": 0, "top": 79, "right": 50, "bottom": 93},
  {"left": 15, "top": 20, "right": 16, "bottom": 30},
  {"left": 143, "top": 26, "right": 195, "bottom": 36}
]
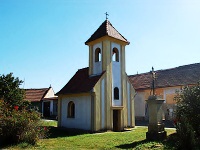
[
  {"left": 112, "top": 48, "right": 119, "bottom": 62},
  {"left": 95, "top": 48, "right": 101, "bottom": 62},
  {"left": 114, "top": 87, "right": 119, "bottom": 100},
  {"left": 67, "top": 101, "right": 75, "bottom": 118}
]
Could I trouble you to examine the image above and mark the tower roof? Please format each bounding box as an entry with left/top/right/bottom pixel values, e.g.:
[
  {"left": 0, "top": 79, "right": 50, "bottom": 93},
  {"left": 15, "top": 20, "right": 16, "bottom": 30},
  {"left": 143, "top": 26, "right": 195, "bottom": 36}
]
[{"left": 85, "top": 20, "right": 129, "bottom": 45}]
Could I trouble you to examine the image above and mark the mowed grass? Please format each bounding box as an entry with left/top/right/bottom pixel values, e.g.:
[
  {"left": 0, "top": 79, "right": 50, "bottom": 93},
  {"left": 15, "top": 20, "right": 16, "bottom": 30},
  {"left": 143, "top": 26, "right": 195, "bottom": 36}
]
[{"left": 4, "top": 120, "right": 177, "bottom": 150}]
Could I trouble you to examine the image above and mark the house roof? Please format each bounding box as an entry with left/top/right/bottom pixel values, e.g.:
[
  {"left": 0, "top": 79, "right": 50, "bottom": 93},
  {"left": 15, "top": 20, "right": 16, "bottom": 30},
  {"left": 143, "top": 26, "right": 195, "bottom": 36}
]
[
  {"left": 129, "top": 63, "right": 200, "bottom": 90},
  {"left": 57, "top": 67, "right": 104, "bottom": 95},
  {"left": 25, "top": 88, "right": 50, "bottom": 102},
  {"left": 85, "top": 19, "right": 129, "bottom": 44}
]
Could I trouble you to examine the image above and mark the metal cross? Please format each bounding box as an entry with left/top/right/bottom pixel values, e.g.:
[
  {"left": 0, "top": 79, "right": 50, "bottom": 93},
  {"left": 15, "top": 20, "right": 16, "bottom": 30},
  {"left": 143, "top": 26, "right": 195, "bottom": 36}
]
[
  {"left": 151, "top": 67, "right": 156, "bottom": 95},
  {"left": 105, "top": 12, "right": 109, "bottom": 20}
]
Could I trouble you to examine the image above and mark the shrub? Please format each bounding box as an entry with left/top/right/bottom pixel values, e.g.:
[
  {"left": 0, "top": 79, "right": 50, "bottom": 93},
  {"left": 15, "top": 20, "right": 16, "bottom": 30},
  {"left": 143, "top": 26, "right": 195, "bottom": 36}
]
[
  {"left": 174, "top": 82, "right": 200, "bottom": 149},
  {"left": 0, "top": 101, "right": 48, "bottom": 145},
  {"left": 0, "top": 73, "right": 48, "bottom": 146}
]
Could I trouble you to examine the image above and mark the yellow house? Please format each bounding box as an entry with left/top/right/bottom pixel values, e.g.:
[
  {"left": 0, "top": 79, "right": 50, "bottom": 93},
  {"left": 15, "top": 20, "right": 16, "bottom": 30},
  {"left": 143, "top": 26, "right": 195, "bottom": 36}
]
[
  {"left": 57, "top": 19, "right": 135, "bottom": 132},
  {"left": 129, "top": 63, "right": 200, "bottom": 120}
]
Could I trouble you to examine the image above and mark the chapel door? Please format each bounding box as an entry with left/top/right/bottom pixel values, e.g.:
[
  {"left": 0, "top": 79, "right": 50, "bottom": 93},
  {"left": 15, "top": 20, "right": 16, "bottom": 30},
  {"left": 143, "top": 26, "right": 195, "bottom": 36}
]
[{"left": 113, "top": 110, "right": 121, "bottom": 131}]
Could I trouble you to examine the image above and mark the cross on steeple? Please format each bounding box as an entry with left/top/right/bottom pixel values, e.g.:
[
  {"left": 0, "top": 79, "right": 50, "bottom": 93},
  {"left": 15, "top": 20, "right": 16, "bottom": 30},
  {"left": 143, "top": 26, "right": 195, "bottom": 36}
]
[{"left": 105, "top": 12, "right": 109, "bottom": 20}]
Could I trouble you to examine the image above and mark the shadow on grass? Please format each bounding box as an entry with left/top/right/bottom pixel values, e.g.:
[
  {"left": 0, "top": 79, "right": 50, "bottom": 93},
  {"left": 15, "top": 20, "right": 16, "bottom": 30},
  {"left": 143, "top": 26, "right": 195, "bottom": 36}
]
[
  {"left": 116, "top": 133, "right": 177, "bottom": 149},
  {"left": 0, "top": 127, "right": 90, "bottom": 149},
  {"left": 47, "top": 126, "right": 90, "bottom": 138},
  {"left": 116, "top": 139, "right": 148, "bottom": 149}
]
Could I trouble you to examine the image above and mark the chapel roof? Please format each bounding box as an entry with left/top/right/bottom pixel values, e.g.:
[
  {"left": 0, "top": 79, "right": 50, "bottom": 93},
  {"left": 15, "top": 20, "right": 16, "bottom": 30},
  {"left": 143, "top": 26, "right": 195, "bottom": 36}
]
[
  {"left": 56, "top": 67, "right": 105, "bottom": 95},
  {"left": 85, "top": 19, "right": 129, "bottom": 44},
  {"left": 129, "top": 63, "right": 200, "bottom": 90},
  {"left": 25, "top": 88, "right": 50, "bottom": 102}
]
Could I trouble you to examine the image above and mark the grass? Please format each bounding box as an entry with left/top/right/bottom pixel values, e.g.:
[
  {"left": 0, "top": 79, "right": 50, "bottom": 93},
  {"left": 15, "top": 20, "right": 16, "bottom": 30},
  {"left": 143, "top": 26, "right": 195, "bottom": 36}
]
[
  {"left": 3, "top": 120, "right": 177, "bottom": 149},
  {"left": 40, "top": 119, "right": 57, "bottom": 127}
]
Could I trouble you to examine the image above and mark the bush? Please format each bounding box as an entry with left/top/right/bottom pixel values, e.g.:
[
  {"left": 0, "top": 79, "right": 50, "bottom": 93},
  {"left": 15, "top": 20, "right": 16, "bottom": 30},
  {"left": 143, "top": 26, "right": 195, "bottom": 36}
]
[
  {"left": 174, "top": 82, "right": 200, "bottom": 149},
  {"left": 0, "top": 73, "right": 48, "bottom": 146},
  {"left": 0, "top": 101, "right": 48, "bottom": 145}
]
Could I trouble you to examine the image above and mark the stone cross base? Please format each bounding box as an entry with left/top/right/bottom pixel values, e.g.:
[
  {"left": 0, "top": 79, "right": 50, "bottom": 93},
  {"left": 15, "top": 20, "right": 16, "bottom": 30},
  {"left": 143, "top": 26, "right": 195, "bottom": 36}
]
[
  {"left": 145, "top": 95, "right": 167, "bottom": 140},
  {"left": 146, "top": 130, "right": 167, "bottom": 141}
]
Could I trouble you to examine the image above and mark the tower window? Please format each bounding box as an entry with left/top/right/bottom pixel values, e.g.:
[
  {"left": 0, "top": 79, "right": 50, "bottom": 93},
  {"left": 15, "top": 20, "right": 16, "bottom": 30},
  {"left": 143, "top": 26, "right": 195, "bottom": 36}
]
[
  {"left": 95, "top": 48, "right": 101, "bottom": 62},
  {"left": 114, "top": 87, "right": 119, "bottom": 100},
  {"left": 112, "top": 48, "right": 119, "bottom": 62},
  {"left": 67, "top": 101, "right": 75, "bottom": 118}
]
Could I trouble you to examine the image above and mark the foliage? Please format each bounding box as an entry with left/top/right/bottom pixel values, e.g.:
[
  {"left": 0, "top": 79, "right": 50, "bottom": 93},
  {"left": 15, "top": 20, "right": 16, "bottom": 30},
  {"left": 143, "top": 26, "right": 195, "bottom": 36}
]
[
  {"left": 0, "top": 73, "right": 26, "bottom": 107},
  {"left": 174, "top": 82, "right": 200, "bottom": 149},
  {"left": 0, "top": 73, "right": 48, "bottom": 146}
]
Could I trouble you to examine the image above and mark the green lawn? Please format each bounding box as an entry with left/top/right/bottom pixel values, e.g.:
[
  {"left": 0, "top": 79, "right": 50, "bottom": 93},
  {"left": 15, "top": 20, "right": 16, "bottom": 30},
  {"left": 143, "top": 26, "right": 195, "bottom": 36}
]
[{"left": 3, "top": 120, "right": 177, "bottom": 149}]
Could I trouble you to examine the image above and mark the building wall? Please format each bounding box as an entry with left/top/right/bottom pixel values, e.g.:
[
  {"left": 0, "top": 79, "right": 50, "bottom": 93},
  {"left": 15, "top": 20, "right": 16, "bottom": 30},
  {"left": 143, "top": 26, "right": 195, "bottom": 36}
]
[
  {"left": 44, "top": 87, "right": 56, "bottom": 98},
  {"left": 60, "top": 95, "right": 92, "bottom": 130},
  {"left": 135, "top": 86, "right": 181, "bottom": 120}
]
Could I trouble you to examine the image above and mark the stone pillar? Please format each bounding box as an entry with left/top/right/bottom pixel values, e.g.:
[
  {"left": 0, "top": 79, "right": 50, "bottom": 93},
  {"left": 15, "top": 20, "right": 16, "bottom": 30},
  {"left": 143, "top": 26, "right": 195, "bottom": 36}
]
[{"left": 146, "top": 95, "right": 167, "bottom": 140}]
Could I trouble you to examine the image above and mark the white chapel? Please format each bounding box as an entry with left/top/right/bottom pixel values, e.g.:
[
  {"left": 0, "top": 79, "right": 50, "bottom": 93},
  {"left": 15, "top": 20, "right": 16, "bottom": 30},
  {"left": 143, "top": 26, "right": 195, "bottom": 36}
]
[{"left": 57, "top": 19, "right": 135, "bottom": 132}]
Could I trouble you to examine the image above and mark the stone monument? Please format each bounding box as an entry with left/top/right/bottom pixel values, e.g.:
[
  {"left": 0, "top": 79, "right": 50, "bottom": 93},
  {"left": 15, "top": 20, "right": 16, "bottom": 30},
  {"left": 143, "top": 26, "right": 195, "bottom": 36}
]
[{"left": 146, "top": 67, "right": 167, "bottom": 140}]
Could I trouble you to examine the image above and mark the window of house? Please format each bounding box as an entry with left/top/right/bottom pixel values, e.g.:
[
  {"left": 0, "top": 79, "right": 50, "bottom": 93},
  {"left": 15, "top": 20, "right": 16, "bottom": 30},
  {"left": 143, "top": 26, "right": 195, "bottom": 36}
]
[
  {"left": 112, "top": 48, "right": 119, "bottom": 62},
  {"left": 114, "top": 87, "right": 119, "bottom": 100},
  {"left": 95, "top": 48, "right": 101, "bottom": 62},
  {"left": 67, "top": 101, "right": 75, "bottom": 118}
]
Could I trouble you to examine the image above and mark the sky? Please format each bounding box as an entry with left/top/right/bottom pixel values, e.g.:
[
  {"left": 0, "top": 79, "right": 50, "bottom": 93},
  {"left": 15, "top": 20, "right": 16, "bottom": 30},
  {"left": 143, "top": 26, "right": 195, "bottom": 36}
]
[{"left": 0, "top": 0, "right": 200, "bottom": 93}]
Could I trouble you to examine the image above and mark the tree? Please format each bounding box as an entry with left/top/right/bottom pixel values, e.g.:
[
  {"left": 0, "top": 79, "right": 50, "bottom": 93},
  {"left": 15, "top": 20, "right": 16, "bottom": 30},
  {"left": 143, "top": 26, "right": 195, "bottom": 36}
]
[
  {"left": 0, "top": 73, "right": 25, "bottom": 107},
  {"left": 0, "top": 73, "right": 47, "bottom": 146},
  {"left": 174, "top": 82, "right": 200, "bottom": 149}
]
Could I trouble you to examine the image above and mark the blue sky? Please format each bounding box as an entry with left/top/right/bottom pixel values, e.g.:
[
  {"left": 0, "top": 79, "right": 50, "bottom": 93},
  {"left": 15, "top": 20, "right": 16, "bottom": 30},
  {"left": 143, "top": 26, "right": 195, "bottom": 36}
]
[{"left": 0, "top": 0, "right": 200, "bottom": 92}]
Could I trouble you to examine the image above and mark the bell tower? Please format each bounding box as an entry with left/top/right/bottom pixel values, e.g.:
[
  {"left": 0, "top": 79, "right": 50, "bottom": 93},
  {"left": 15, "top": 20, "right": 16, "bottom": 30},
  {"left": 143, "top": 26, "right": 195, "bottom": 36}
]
[{"left": 85, "top": 19, "right": 130, "bottom": 131}]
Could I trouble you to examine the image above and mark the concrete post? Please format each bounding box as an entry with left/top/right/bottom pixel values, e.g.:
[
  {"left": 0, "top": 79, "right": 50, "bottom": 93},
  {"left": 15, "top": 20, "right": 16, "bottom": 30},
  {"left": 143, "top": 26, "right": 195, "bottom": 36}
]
[{"left": 146, "top": 95, "right": 167, "bottom": 140}]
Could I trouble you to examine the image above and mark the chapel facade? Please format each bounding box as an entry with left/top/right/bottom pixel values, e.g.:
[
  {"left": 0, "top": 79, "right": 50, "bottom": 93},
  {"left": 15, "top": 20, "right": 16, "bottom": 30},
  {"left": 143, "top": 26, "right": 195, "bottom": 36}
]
[{"left": 57, "top": 19, "right": 135, "bottom": 132}]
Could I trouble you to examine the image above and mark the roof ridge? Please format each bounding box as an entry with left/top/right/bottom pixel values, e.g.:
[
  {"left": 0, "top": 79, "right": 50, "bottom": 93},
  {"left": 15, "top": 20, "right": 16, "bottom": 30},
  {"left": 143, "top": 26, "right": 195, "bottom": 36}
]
[
  {"left": 106, "top": 20, "right": 109, "bottom": 35},
  {"left": 24, "top": 88, "right": 49, "bottom": 90},
  {"left": 129, "top": 62, "right": 200, "bottom": 77}
]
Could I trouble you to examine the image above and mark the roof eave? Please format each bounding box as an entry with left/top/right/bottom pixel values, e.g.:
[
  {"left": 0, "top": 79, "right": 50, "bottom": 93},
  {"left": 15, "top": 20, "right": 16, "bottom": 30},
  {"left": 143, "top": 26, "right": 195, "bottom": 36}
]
[{"left": 85, "top": 35, "right": 130, "bottom": 46}]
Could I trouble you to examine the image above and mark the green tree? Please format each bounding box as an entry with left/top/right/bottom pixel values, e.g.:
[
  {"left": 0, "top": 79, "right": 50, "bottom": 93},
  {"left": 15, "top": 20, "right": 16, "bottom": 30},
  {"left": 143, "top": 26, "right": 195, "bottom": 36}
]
[
  {"left": 0, "top": 73, "right": 47, "bottom": 146},
  {"left": 174, "top": 82, "right": 200, "bottom": 149},
  {"left": 0, "top": 73, "right": 25, "bottom": 107}
]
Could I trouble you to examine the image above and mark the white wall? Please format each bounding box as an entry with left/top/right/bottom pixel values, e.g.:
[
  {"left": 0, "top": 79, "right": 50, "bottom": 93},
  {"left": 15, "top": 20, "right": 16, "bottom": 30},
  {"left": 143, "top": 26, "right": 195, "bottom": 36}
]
[
  {"left": 134, "top": 92, "right": 146, "bottom": 117},
  {"left": 61, "top": 95, "right": 91, "bottom": 130},
  {"left": 111, "top": 42, "right": 122, "bottom": 106},
  {"left": 93, "top": 43, "right": 102, "bottom": 75}
]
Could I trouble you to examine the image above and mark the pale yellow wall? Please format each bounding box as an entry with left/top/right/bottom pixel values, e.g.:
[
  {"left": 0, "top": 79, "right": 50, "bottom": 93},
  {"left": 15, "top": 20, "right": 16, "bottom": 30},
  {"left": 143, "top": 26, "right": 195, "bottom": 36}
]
[
  {"left": 93, "top": 78, "right": 101, "bottom": 131},
  {"left": 135, "top": 86, "right": 183, "bottom": 120},
  {"left": 89, "top": 45, "right": 93, "bottom": 75},
  {"left": 130, "top": 85, "right": 135, "bottom": 127},
  {"left": 121, "top": 45, "right": 127, "bottom": 128},
  {"left": 44, "top": 87, "right": 57, "bottom": 98}
]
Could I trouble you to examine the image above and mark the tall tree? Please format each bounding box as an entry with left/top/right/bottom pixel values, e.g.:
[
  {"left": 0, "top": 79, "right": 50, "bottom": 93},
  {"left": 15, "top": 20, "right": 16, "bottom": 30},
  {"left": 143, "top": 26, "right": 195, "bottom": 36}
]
[{"left": 0, "top": 73, "right": 25, "bottom": 107}]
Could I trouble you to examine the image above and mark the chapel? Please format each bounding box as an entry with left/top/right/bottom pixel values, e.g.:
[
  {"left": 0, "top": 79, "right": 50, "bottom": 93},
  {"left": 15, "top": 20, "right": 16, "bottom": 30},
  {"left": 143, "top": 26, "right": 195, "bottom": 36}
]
[{"left": 57, "top": 19, "right": 135, "bottom": 132}]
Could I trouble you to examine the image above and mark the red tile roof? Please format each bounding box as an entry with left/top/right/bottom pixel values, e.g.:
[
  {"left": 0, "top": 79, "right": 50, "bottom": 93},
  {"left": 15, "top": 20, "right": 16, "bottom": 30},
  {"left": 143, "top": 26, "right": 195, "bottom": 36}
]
[
  {"left": 85, "top": 20, "right": 129, "bottom": 44},
  {"left": 57, "top": 67, "right": 105, "bottom": 95},
  {"left": 129, "top": 63, "right": 200, "bottom": 90},
  {"left": 25, "top": 88, "right": 50, "bottom": 102}
]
